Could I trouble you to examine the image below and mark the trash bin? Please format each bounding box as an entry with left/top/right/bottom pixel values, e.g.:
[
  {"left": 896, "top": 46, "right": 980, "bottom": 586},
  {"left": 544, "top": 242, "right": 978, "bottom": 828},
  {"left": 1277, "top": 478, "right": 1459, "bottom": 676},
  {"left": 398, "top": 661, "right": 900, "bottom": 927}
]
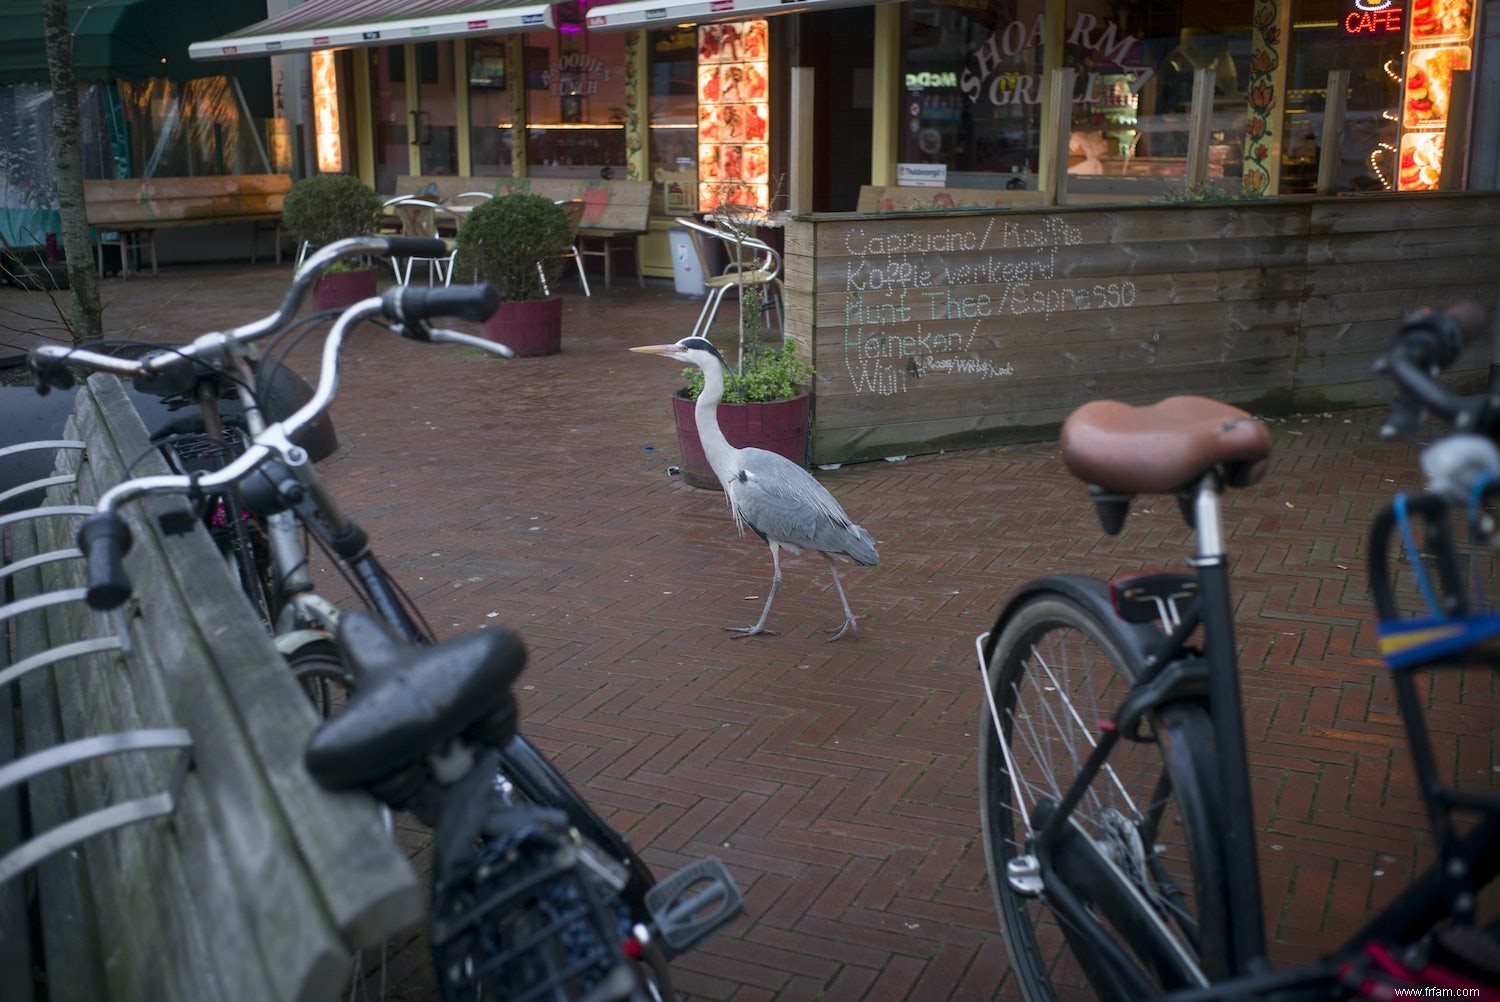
[{"left": 669, "top": 227, "right": 705, "bottom": 297}]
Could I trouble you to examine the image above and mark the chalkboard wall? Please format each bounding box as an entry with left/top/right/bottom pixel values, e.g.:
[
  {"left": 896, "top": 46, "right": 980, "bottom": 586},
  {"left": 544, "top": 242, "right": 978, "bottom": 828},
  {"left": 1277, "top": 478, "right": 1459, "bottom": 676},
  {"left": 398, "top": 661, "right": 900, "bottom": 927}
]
[{"left": 784, "top": 192, "right": 1500, "bottom": 465}]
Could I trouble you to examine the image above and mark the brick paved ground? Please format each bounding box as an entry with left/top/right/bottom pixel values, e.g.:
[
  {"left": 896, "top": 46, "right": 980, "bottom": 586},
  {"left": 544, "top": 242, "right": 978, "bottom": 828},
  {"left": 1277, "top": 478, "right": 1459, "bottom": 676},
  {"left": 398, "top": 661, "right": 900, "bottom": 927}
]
[{"left": 3, "top": 262, "right": 1495, "bottom": 1000}]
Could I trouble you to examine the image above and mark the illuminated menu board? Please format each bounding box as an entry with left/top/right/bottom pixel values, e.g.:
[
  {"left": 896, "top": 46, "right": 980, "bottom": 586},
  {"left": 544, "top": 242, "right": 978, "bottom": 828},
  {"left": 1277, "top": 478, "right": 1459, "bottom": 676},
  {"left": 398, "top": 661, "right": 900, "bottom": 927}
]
[
  {"left": 697, "top": 20, "right": 769, "bottom": 213},
  {"left": 1397, "top": 0, "right": 1475, "bottom": 190}
]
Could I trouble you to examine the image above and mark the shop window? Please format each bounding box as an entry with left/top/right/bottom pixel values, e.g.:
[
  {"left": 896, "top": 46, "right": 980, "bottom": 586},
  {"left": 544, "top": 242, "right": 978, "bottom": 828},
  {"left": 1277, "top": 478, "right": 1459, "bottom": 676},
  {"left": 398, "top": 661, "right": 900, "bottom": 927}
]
[
  {"left": 649, "top": 28, "right": 698, "bottom": 205},
  {"left": 900, "top": 1, "right": 1047, "bottom": 186},
  {"left": 467, "top": 40, "right": 515, "bottom": 177},
  {"left": 1060, "top": 0, "right": 1253, "bottom": 190},
  {"left": 116, "top": 76, "right": 270, "bottom": 177},
  {"left": 371, "top": 46, "right": 409, "bottom": 192},
  {"left": 900, "top": 0, "right": 1256, "bottom": 192},
  {"left": 370, "top": 43, "right": 457, "bottom": 189},
  {"left": 524, "top": 28, "right": 628, "bottom": 176},
  {"left": 1278, "top": 0, "right": 1409, "bottom": 193}
]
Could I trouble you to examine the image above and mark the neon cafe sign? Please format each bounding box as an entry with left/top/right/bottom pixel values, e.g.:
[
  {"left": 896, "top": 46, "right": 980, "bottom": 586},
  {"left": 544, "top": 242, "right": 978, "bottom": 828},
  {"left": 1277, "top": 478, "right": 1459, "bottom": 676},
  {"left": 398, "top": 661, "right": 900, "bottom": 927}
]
[{"left": 1343, "top": 0, "right": 1404, "bottom": 35}]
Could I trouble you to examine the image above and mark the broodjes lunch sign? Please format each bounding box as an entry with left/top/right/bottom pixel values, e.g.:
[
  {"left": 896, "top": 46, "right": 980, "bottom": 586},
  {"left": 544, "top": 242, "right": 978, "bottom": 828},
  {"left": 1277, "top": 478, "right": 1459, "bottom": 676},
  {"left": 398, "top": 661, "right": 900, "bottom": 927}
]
[{"left": 961, "top": 13, "right": 1153, "bottom": 106}]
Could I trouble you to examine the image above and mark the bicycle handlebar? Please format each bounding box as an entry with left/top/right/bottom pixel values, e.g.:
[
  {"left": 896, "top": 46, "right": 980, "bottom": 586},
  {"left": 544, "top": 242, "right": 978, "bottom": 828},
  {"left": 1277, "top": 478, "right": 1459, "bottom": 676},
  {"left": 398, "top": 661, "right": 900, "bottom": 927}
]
[
  {"left": 1375, "top": 301, "right": 1489, "bottom": 439},
  {"left": 27, "top": 235, "right": 457, "bottom": 393},
  {"left": 72, "top": 276, "right": 509, "bottom": 610}
]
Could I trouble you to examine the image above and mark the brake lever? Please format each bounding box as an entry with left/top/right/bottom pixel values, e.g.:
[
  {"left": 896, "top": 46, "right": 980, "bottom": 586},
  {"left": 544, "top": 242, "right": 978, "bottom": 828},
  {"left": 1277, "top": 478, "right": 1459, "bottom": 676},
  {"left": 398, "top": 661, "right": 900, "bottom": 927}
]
[{"left": 429, "top": 328, "right": 514, "bottom": 359}]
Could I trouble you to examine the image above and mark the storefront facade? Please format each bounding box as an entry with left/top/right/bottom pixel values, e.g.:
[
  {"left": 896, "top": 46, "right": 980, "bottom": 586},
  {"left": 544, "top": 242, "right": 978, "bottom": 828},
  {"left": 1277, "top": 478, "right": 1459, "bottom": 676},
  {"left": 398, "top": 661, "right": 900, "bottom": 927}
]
[
  {"left": 187, "top": 0, "right": 1497, "bottom": 462},
  {"left": 190, "top": 0, "right": 1494, "bottom": 211},
  {"left": 184, "top": 0, "right": 1488, "bottom": 211}
]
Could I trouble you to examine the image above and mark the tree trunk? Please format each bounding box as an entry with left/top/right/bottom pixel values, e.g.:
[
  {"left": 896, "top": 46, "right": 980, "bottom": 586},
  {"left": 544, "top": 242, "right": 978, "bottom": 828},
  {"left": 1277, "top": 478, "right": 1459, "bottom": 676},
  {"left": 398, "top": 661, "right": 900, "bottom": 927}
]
[{"left": 43, "top": 0, "right": 102, "bottom": 344}]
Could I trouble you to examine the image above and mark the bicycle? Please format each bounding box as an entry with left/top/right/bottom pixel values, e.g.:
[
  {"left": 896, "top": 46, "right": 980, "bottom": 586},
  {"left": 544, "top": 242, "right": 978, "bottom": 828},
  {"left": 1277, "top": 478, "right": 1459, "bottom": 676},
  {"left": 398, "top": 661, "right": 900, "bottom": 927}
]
[
  {"left": 35, "top": 256, "right": 743, "bottom": 999},
  {"left": 975, "top": 303, "right": 1500, "bottom": 1001},
  {"left": 30, "top": 236, "right": 443, "bottom": 712}
]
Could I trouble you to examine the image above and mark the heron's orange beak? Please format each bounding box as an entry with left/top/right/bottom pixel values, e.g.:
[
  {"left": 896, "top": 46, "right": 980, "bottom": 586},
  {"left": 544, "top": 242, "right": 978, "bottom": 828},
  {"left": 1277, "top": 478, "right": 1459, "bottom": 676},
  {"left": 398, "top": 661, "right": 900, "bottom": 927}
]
[{"left": 629, "top": 344, "right": 678, "bottom": 356}]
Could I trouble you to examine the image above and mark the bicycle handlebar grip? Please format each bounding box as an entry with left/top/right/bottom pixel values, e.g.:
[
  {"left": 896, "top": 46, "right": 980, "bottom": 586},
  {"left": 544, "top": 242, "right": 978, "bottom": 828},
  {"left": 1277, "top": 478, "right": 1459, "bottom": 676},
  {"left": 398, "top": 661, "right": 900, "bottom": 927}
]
[
  {"left": 77, "top": 512, "right": 134, "bottom": 610},
  {"left": 382, "top": 283, "right": 501, "bottom": 325},
  {"left": 1377, "top": 301, "right": 1491, "bottom": 439},
  {"left": 385, "top": 236, "right": 449, "bottom": 260},
  {"left": 28, "top": 355, "right": 75, "bottom": 396},
  {"left": 1394, "top": 301, "right": 1487, "bottom": 370}
]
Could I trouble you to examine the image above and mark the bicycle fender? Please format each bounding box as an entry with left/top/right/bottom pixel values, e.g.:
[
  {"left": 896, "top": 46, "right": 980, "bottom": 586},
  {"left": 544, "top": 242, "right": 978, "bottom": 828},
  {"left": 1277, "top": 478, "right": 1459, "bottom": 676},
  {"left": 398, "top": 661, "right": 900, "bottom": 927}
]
[
  {"left": 275, "top": 629, "right": 334, "bottom": 657},
  {"left": 982, "top": 573, "right": 1164, "bottom": 682}
]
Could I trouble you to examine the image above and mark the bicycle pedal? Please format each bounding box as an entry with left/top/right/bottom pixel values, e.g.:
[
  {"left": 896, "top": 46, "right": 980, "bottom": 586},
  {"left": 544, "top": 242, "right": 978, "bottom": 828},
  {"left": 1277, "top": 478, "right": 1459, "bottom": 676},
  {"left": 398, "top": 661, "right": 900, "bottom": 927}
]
[{"left": 644, "top": 856, "right": 743, "bottom": 956}]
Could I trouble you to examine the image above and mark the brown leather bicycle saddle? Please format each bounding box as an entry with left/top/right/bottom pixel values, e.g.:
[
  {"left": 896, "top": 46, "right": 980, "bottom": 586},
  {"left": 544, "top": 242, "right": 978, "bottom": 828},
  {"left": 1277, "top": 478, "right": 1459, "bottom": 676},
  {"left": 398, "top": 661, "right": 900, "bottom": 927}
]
[{"left": 1060, "top": 396, "right": 1273, "bottom": 495}]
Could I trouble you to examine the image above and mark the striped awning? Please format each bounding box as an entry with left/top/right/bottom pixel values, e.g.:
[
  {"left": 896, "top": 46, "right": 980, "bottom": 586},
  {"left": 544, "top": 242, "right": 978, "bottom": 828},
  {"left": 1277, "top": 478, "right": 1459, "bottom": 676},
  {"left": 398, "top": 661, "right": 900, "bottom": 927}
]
[
  {"left": 584, "top": 0, "right": 880, "bottom": 32},
  {"left": 188, "top": 0, "right": 554, "bottom": 60}
]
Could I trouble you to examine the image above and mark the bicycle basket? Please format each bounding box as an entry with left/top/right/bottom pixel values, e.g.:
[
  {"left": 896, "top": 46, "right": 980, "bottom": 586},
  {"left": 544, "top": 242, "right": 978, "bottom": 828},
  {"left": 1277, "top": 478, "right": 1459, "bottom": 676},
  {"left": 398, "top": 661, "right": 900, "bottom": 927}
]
[{"left": 430, "top": 806, "right": 639, "bottom": 1002}]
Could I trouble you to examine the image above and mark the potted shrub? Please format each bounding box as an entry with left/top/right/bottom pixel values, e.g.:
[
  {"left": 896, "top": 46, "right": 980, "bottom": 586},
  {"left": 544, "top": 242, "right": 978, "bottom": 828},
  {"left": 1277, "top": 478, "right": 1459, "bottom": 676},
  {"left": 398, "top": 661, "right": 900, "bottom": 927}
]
[
  {"left": 451, "top": 193, "right": 573, "bottom": 357},
  {"left": 672, "top": 284, "right": 814, "bottom": 490},
  {"left": 280, "top": 173, "right": 383, "bottom": 311}
]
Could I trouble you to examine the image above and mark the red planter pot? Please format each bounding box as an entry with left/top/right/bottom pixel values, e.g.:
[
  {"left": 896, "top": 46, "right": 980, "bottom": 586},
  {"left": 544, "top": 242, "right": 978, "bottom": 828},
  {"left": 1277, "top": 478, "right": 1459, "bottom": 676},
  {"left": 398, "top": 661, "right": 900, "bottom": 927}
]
[
  {"left": 309, "top": 267, "right": 378, "bottom": 312},
  {"left": 671, "top": 391, "right": 811, "bottom": 491},
  {"left": 480, "top": 297, "right": 563, "bottom": 357}
]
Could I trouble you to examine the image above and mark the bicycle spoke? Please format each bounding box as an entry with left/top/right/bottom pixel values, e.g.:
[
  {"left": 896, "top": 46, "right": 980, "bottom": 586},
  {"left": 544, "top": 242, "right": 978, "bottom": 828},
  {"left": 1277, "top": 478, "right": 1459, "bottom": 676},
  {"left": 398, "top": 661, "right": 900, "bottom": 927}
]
[{"left": 980, "top": 594, "right": 1225, "bottom": 1001}]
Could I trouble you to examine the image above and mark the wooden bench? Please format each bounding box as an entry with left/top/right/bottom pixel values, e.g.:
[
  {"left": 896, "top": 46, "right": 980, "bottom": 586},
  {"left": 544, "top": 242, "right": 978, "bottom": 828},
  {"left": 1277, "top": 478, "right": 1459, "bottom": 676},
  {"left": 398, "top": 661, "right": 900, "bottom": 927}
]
[
  {"left": 0, "top": 376, "right": 421, "bottom": 1002},
  {"left": 396, "top": 175, "right": 652, "bottom": 289},
  {"left": 84, "top": 174, "right": 292, "bottom": 279}
]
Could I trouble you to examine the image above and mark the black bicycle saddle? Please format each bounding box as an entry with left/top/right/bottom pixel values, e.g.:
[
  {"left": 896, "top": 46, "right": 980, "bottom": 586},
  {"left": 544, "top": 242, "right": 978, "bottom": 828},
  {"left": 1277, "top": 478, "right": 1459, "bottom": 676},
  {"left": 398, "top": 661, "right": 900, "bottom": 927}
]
[{"left": 304, "top": 610, "right": 528, "bottom": 791}]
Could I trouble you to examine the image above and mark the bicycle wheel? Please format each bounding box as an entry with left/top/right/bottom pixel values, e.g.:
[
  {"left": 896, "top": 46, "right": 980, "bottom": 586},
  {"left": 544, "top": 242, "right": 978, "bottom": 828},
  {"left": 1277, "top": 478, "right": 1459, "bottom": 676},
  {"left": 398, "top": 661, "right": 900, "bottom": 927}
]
[
  {"left": 286, "top": 638, "right": 352, "bottom": 718},
  {"left": 979, "top": 588, "right": 1228, "bottom": 1001}
]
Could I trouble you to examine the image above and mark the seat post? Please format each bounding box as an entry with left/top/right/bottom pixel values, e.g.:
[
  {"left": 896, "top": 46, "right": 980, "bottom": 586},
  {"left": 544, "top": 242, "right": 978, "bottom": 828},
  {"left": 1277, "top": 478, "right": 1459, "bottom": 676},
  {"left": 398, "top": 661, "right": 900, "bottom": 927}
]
[{"left": 1189, "top": 474, "right": 1270, "bottom": 976}]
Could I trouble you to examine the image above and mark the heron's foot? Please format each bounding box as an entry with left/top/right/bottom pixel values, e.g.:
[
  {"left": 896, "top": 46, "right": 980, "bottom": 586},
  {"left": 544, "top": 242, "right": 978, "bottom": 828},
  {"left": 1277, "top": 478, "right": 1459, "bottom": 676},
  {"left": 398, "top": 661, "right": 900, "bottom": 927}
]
[
  {"left": 824, "top": 616, "right": 863, "bottom": 642},
  {"left": 726, "top": 624, "right": 778, "bottom": 638}
]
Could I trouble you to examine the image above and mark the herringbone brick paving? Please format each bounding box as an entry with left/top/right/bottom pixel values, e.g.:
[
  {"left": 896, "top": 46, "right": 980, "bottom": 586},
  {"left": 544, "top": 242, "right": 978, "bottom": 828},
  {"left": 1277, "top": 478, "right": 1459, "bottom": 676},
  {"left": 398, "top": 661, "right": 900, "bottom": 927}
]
[{"left": 5, "top": 263, "right": 1495, "bottom": 1000}]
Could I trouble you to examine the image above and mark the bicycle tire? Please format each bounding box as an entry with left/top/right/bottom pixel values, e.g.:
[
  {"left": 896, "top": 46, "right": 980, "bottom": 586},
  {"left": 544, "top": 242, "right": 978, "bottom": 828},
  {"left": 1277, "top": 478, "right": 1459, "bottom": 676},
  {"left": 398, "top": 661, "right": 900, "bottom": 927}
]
[
  {"left": 286, "top": 638, "right": 352, "bottom": 718},
  {"left": 979, "top": 587, "right": 1229, "bottom": 1001}
]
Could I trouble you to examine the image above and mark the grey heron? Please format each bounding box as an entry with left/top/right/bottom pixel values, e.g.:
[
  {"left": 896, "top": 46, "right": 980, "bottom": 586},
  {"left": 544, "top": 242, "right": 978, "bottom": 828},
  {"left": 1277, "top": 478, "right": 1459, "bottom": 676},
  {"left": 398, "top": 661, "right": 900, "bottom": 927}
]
[{"left": 631, "top": 336, "right": 879, "bottom": 640}]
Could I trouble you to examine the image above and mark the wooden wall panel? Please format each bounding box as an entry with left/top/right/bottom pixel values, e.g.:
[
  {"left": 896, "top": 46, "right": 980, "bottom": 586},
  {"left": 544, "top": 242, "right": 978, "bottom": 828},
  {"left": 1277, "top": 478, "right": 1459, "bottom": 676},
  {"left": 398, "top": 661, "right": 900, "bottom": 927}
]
[{"left": 803, "top": 192, "right": 1500, "bottom": 464}]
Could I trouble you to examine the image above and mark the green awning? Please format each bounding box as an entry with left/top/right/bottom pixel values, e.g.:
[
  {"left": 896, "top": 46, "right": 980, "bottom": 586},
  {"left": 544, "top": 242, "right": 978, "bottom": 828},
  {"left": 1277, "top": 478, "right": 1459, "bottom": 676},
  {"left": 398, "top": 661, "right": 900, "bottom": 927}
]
[{"left": 0, "top": 0, "right": 267, "bottom": 85}]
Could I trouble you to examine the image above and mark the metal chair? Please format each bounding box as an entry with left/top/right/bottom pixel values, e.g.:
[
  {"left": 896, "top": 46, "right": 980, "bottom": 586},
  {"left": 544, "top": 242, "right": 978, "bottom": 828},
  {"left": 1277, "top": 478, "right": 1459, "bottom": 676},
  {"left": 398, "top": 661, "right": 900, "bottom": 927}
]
[
  {"left": 677, "top": 216, "right": 783, "bottom": 340},
  {"left": 440, "top": 191, "right": 492, "bottom": 237},
  {"left": 442, "top": 190, "right": 493, "bottom": 212},
  {"left": 388, "top": 197, "right": 458, "bottom": 285},
  {"left": 377, "top": 194, "right": 407, "bottom": 235},
  {"left": 538, "top": 199, "right": 590, "bottom": 298}
]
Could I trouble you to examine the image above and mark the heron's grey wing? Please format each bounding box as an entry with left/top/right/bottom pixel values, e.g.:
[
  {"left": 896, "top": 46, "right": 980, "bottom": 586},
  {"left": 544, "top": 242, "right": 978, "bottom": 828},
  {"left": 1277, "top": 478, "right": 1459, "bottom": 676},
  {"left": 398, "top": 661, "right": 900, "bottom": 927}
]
[{"left": 728, "top": 448, "right": 879, "bottom": 565}]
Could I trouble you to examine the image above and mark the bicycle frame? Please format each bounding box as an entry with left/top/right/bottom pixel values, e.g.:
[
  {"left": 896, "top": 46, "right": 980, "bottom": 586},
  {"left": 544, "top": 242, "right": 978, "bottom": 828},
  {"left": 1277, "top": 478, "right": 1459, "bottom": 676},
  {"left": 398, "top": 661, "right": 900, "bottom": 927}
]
[
  {"left": 980, "top": 472, "right": 1272, "bottom": 995},
  {"left": 991, "top": 475, "right": 1500, "bottom": 1001},
  {"left": 232, "top": 345, "right": 669, "bottom": 922}
]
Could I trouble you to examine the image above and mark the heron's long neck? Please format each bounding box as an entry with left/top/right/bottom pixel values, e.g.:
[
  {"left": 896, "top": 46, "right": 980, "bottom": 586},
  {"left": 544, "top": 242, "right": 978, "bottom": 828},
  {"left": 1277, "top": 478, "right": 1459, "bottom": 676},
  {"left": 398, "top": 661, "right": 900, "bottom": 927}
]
[{"left": 694, "top": 360, "right": 738, "bottom": 481}]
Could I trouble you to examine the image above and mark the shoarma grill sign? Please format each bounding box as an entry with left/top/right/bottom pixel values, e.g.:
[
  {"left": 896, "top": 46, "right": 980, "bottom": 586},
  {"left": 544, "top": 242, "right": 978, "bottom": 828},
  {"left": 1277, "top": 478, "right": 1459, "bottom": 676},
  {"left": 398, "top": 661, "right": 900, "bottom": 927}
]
[{"left": 961, "top": 13, "right": 1154, "bottom": 106}]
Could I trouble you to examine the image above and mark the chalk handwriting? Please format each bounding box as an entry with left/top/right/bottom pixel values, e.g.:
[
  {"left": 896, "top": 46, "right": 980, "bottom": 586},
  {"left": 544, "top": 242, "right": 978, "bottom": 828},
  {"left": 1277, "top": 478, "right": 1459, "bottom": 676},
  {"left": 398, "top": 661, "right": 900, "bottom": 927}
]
[{"left": 839, "top": 213, "right": 1135, "bottom": 395}]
